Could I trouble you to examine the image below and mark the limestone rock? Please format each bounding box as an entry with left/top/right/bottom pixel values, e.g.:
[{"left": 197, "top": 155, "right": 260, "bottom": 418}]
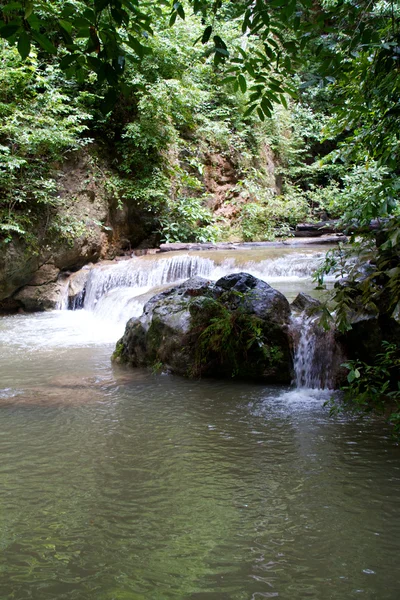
[
  {"left": 0, "top": 240, "right": 41, "bottom": 302},
  {"left": 67, "top": 267, "right": 92, "bottom": 309},
  {"left": 114, "top": 273, "right": 293, "bottom": 383},
  {"left": 13, "top": 277, "right": 68, "bottom": 311},
  {"left": 27, "top": 264, "right": 60, "bottom": 286}
]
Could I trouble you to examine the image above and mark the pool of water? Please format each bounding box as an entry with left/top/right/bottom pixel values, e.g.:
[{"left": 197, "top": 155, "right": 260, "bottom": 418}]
[{"left": 0, "top": 311, "right": 400, "bottom": 600}]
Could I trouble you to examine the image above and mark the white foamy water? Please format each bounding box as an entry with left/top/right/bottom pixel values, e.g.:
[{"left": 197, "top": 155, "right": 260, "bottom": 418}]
[
  {"left": 83, "top": 255, "right": 215, "bottom": 312},
  {"left": 212, "top": 253, "right": 322, "bottom": 281},
  {"left": 0, "top": 310, "right": 121, "bottom": 352},
  {"left": 66, "top": 250, "right": 327, "bottom": 327},
  {"left": 291, "top": 313, "right": 336, "bottom": 390}
]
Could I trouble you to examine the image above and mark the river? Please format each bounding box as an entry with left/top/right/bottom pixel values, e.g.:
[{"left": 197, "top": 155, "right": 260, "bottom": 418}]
[{"left": 0, "top": 247, "right": 399, "bottom": 600}]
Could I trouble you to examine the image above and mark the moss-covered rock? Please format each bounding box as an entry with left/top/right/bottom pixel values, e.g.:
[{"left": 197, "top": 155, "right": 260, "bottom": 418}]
[{"left": 114, "top": 273, "right": 293, "bottom": 383}]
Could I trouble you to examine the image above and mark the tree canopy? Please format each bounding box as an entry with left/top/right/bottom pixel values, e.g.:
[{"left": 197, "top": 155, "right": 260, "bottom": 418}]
[{"left": 1, "top": 0, "right": 399, "bottom": 319}]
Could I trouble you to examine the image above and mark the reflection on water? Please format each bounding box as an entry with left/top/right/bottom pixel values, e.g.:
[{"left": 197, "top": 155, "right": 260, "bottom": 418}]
[{"left": 0, "top": 311, "right": 400, "bottom": 600}]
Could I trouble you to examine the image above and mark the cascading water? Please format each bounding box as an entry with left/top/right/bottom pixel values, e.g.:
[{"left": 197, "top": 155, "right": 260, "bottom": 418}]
[
  {"left": 56, "top": 248, "right": 335, "bottom": 374},
  {"left": 61, "top": 250, "right": 326, "bottom": 324},
  {"left": 82, "top": 254, "right": 216, "bottom": 324},
  {"left": 291, "top": 313, "right": 336, "bottom": 390},
  {"left": 212, "top": 253, "right": 322, "bottom": 281},
  {"left": 83, "top": 254, "right": 215, "bottom": 311}
]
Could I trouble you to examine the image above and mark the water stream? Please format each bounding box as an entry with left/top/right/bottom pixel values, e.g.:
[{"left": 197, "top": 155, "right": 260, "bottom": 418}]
[
  {"left": 1, "top": 246, "right": 399, "bottom": 600},
  {"left": 75, "top": 247, "right": 330, "bottom": 329}
]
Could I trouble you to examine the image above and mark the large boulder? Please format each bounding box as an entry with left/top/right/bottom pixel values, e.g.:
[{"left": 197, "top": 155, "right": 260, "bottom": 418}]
[{"left": 114, "top": 273, "right": 293, "bottom": 383}]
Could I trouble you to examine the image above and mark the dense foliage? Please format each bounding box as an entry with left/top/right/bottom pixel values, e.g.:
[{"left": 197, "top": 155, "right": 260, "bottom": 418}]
[
  {"left": 0, "top": 41, "right": 91, "bottom": 244},
  {"left": 327, "top": 341, "right": 400, "bottom": 434},
  {"left": 0, "top": 1, "right": 347, "bottom": 247}
]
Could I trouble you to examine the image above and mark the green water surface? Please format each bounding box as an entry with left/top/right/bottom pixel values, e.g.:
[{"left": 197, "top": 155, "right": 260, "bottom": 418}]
[{"left": 0, "top": 312, "right": 399, "bottom": 600}]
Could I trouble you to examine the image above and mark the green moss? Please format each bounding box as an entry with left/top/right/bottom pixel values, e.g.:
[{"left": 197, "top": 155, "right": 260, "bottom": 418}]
[
  {"left": 111, "top": 341, "right": 125, "bottom": 363},
  {"left": 147, "top": 318, "right": 162, "bottom": 344}
]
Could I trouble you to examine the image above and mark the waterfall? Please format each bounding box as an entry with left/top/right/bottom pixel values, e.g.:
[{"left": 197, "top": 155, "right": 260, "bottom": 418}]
[
  {"left": 81, "top": 254, "right": 215, "bottom": 324},
  {"left": 83, "top": 255, "right": 215, "bottom": 311},
  {"left": 60, "top": 249, "right": 328, "bottom": 331},
  {"left": 291, "top": 314, "right": 335, "bottom": 390},
  {"left": 217, "top": 253, "right": 324, "bottom": 280},
  {"left": 51, "top": 247, "right": 343, "bottom": 382},
  {"left": 55, "top": 277, "right": 70, "bottom": 311}
]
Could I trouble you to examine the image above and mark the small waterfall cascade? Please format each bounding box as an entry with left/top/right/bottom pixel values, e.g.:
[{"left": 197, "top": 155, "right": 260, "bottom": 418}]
[
  {"left": 82, "top": 254, "right": 215, "bottom": 323},
  {"left": 58, "top": 249, "right": 328, "bottom": 330},
  {"left": 84, "top": 254, "right": 215, "bottom": 311},
  {"left": 55, "top": 276, "right": 71, "bottom": 311},
  {"left": 291, "top": 313, "right": 335, "bottom": 390},
  {"left": 83, "top": 251, "right": 326, "bottom": 309},
  {"left": 226, "top": 252, "right": 324, "bottom": 280}
]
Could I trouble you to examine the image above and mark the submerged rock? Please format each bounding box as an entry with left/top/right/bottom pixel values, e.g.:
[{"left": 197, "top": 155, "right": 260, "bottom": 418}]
[{"left": 114, "top": 273, "right": 293, "bottom": 383}]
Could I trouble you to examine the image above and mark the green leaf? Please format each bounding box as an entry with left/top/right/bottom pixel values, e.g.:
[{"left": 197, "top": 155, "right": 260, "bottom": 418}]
[
  {"left": 2, "top": 2, "right": 22, "bottom": 14},
  {"left": 87, "top": 55, "right": 103, "bottom": 71},
  {"left": 73, "top": 17, "right": 91, "bottom": 27},
  {"left": 120, "top": 0, "right": 136, "bottom": 11},
  {"left": 279, "top": 93, "right": 288, "bottom": 110},
  {"left": 58, "top": 20, "right": 73, "bottom": 35},
  {"left": 245, "top": 62, "right": 256, "bottom": 78},
  {"left": 0, "top": 24, "right": 21, "bottom": 39},
  {"left": 261, "top": 96, "right": 272, "bottom": 116},
  {"left": 257, "top": 107, "right": 265, "bottom": 121},
  {"left": 243, "top": 103, "right": 257, "bottom": 118},
  {"left": 220, "top": 76, "right": 236, "bottom": 85},
  {"left": 26, "top": 13, "right": 40, "bottom": 31},
  {"left": 238, "top": 74, "right": 247, "bottom": 93},
  {"left": 213, "top": 35, "right": 227, "bottom": 51},
  {"left": 201, "top": 25, "right": 212, "bottom": 44},
  {"left": 126, "top": 35, "right": 151, "bottom": 58},
  {"left": 347, "top": 368, "right": 361, "bottom": 383},
  {"left": 32, "top": 32, "right": 57, "bottom": 54},
  {"left": 59, "top": 53, "right": 78, "bottom": 69},
  {"left": 17, "top": 31, "right": 30, "bottom": 60},
  {"left": 176, "top": 3, "right": 185, "bottom": 19},
  {"left": 24, "top": 1, "right": 33, "bottom": 18}
]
